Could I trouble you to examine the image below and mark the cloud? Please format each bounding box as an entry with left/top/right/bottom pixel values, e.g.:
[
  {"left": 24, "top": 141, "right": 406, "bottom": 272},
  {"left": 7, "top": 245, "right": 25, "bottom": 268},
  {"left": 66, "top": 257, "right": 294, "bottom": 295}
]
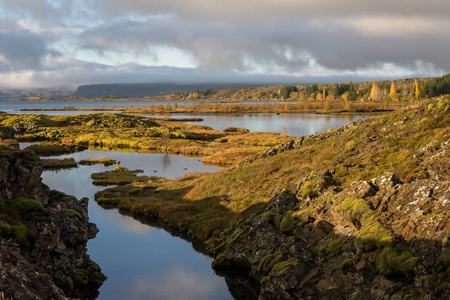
[
  {"left": 99, "top": 0, "right": 450, "bottom": 21},
  {"left": 67, "top": 14, "right": 449, "bottom": 74},
  {"left": 0, "top": 29, "right": 47, "bottom": 72},
  {"left": 0, "top": 0, "right": 448, "bottom": 89},
  {"left": 0, "top": 0, "right": 54, "bottom": 19}
]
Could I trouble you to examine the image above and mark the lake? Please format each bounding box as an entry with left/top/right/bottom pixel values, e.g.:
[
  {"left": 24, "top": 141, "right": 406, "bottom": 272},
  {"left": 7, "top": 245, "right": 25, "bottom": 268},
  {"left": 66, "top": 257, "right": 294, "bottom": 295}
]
[
  {"left": 140, "top": 113, "right": 374, "bottom": 136},
  {"left": 1, "top": 99, "right": 279, "bottom": 114},
  {"left": 1, "top": 99, "right": 375, "bottom": 136}
]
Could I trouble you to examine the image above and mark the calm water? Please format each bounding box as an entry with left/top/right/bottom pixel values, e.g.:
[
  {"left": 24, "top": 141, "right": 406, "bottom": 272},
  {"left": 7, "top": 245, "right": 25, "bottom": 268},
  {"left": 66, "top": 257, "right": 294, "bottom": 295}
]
[
  {"left": 0, "top": 99, "right": 277, "bottom": 114},
  {"left": 40, "top": 150, "right": 229, "bottom": 300},
  {"left": 1, "top": 100, "right": 375, "bottom": 136},
  {"left": 142, "top": 113, "right": 374, "bottom": 136}
]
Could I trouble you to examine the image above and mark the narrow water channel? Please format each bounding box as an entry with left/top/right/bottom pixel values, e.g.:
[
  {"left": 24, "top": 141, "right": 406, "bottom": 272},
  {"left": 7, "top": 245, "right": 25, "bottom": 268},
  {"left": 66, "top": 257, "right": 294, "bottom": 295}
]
[{"left": 39, "top": 150, "right": 232, "bottom": 300}]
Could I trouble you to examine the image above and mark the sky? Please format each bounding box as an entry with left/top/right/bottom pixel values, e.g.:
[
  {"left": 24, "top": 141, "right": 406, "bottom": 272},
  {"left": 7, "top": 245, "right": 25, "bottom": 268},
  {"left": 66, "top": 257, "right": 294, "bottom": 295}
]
[{"left": 0, "top": 0, "right": 448, "bottom": 89}]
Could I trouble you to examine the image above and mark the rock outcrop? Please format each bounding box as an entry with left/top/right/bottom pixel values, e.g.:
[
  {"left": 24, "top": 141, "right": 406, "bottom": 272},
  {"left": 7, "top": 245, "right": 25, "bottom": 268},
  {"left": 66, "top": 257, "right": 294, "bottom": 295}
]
[
  {"left": 0, "top": 147, "right": 105, "bottom": 299},
  {"left": 0, "top": 125, "right": 14, "bottom": 139},
  {"left": 215, "top": 151, "right": 450, "bottom": 299}
]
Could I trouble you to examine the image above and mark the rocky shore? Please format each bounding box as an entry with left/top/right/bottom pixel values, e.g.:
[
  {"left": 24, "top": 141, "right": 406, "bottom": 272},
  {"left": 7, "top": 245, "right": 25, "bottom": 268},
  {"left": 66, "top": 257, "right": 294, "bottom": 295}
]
[{"left": 0, "top": 144, "right": 105, "bottom": 299}]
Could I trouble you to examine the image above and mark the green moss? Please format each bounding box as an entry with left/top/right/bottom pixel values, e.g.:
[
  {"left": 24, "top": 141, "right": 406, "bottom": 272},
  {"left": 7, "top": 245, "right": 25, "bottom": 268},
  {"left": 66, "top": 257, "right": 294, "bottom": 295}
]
[
  {"left": 258, "top": 254, "right": 276, "bottom": 272},
  {"left": 300, "top": 180, "right": 317, "bottom": 198},
  {"left": 345, "top": 140, "right": 357, "bottom": 150},
  {"left": 260, "top": 276, "right": 271, "bottom": 285},
  {"left": 393, "top": 219, "right": 408, "bottom": 226},
  {"left": 375, "top": 247, "right": 419, "bottom": 275},
  {"left": 320, "top": 238, "right": 342, "bottom": 257},
  {"left": 335, "top": 198, "right": 374, "bottom": 224},
  {"left": 336, "top": 198, "right": 392, "bottom": 251},
  {"left": 0, "top": 219, "right": 30, "bottom": 247},
  {"left": 273, "top": 214, "right": 283, "bottom": 228},
  {"left": 61, "top": 209, "right": 83, "bottom": 220},
  {"left": 0, "top": 198, "right": 43, "bottom": 248},
  {"left": 279, "top": 214, "right": 295, "bottom": 233},
  {"left": 272, "top": 257, "right": 297, "bottom": 276},
  {"left": 310, "top": 246, "right": 319, "bottom": 256},
  {"left": 420, "top": 275, "right": 436, "bottom": 289},
  {"left": 438, "top": 282, "right": 450, "bottom": 292},
  {"left": 356, "top": 221, "right": 393, "bottom": 251},
  {"left": 294, "top": 206, "right": 314, "bottom": 217},
  {"left": 64, "top": 276, "right": 74, "bottom": 292},
  {"left": 12, "top": 199, "right": 45, "bottom": 217},
  {"left": 341, "top": 258, "right": 353, "bottom": 269},
  {"left": 73, "top": 269, "right": 90, "bottom": 287},
  {"left": 437, "top": 248, "right": 450, "bottom": 266}
]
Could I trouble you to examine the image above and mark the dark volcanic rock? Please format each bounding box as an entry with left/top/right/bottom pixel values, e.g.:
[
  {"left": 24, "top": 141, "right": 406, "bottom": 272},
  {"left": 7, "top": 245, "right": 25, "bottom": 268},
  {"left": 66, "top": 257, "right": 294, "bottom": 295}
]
[
  {"left": 215, "top": 170, "right": 450, "bottom": 299},
  {"left": 0, "top": 148, "right": 105, "bottom": 299},
  {"left": 0, "top": 125, "right": 15, "bottom": 139}
]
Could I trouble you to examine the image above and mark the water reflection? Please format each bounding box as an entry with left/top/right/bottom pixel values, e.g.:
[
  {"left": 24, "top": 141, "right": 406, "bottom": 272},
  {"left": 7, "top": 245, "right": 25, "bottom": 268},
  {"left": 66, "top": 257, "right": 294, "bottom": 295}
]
[
  {"left": 40, "top": 150, "right": 231, "bottom": 300},
  {"left": 129, "top": 268, "right": 226, "bottom": 300},
  {"left": 41, "top": 149, "right": 220, "bottom": 178},
  {"left": 161, "top": 153, "right": 172, "bottom": 173}
]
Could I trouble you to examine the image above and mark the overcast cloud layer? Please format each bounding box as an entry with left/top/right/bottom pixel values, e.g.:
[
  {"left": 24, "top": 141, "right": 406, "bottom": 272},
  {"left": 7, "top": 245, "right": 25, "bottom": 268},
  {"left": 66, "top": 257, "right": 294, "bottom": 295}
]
[{"left": 0, "top": 0, "right": 448, "bottom": 89}]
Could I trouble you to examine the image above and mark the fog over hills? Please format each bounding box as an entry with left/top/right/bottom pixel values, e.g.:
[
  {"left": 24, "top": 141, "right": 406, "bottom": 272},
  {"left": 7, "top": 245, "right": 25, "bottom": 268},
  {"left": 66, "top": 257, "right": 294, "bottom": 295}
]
[{"left": 72, "top": 83, "right": 265, "bottom": 98}]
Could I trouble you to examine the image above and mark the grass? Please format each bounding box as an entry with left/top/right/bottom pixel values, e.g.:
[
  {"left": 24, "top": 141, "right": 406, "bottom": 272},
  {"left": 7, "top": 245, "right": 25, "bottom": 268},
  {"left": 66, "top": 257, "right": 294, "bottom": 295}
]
[
  {"left": 41, "top": 158, "right": 77, "bottom": 169},
  {"left": 25, "top": 143, "right": 76, "bottom": 156},
  {"left": 79, "top": 157, "right": 116, "bottom": 166},
  {"left": 91, "top": 170, "right": 149, "bottom": 186}
]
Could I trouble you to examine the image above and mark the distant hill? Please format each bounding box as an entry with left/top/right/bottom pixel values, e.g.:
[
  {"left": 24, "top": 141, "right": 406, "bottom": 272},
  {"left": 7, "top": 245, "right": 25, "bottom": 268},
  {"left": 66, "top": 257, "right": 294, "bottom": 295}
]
[
  {"left": 72, "top": 83, "right": 262, "bottom": 98},
  {"left": 0, "top": 88, "right": 73, "bottom": 100}
]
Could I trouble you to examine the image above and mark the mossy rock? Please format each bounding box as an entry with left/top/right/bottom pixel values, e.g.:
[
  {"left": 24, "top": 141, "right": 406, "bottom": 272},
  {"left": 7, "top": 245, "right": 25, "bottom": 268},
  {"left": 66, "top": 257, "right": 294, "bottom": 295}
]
[
  {"left": 320, "top": 238, "right": 342, "bottom": 257},
  {"left": 272, "top": 257, "right": 297, "bottom": 276},
  {"left": 273, "top": 214, "right": 283, "bottom": 228},
  {"left": 12, "top": 199, "right": 45, "bottom": 217},
  {"left": 341, "top": 258, "right": 354, "bottom": 269},
  {"left": 279, "top": 214, "right": 295, "bottom": 233},
  {"left": 61, "top": 209, "right": 83, "bottom": 220},
  {"left": 375, "top": 247, "right": 419, "bottom": 275},
  {"left": 300, "top": 180, "right": 318, "bottom": 199},
  {"left": 73, "top": 269, "right": 90, "bottom": 288},
  {"left": 356, "top": 221, "right": 392, "bottom": 251},
  {"left": 437, "top": 248, "right": 450, "bottom": 267},
  {"left": 420, "top": 275, "right": 436, "bottom": 289},
  {"left": 258, "top": 254, "right": 276, "bottom": 273},
  {"left": 260, "top": 276, "right": 271, "bottom": 285}
]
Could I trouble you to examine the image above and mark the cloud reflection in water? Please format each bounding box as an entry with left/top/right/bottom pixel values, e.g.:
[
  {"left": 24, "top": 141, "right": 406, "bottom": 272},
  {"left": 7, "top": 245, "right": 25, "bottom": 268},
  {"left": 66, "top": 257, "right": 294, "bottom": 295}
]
[{"left": 129, "top": 268, "right": 226, "bottom": 300}]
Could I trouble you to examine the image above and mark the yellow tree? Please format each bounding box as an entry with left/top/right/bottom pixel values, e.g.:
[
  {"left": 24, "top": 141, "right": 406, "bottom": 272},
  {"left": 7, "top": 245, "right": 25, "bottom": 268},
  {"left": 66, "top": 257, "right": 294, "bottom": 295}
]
[
  {"left": 341, "top": 92, "right": 349, "bottom": 102},
  {"left": 389, "top": 83, "right": 399, "bottom": 101},
  {"left": 370, "top": 82, "right": 379, "bottom": 101},
  {"left": 316, "top": 93, "right": 323, "bottom": 101},
  {"left": 415, "top": 79, "right": 420, "bottom": 99}
]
